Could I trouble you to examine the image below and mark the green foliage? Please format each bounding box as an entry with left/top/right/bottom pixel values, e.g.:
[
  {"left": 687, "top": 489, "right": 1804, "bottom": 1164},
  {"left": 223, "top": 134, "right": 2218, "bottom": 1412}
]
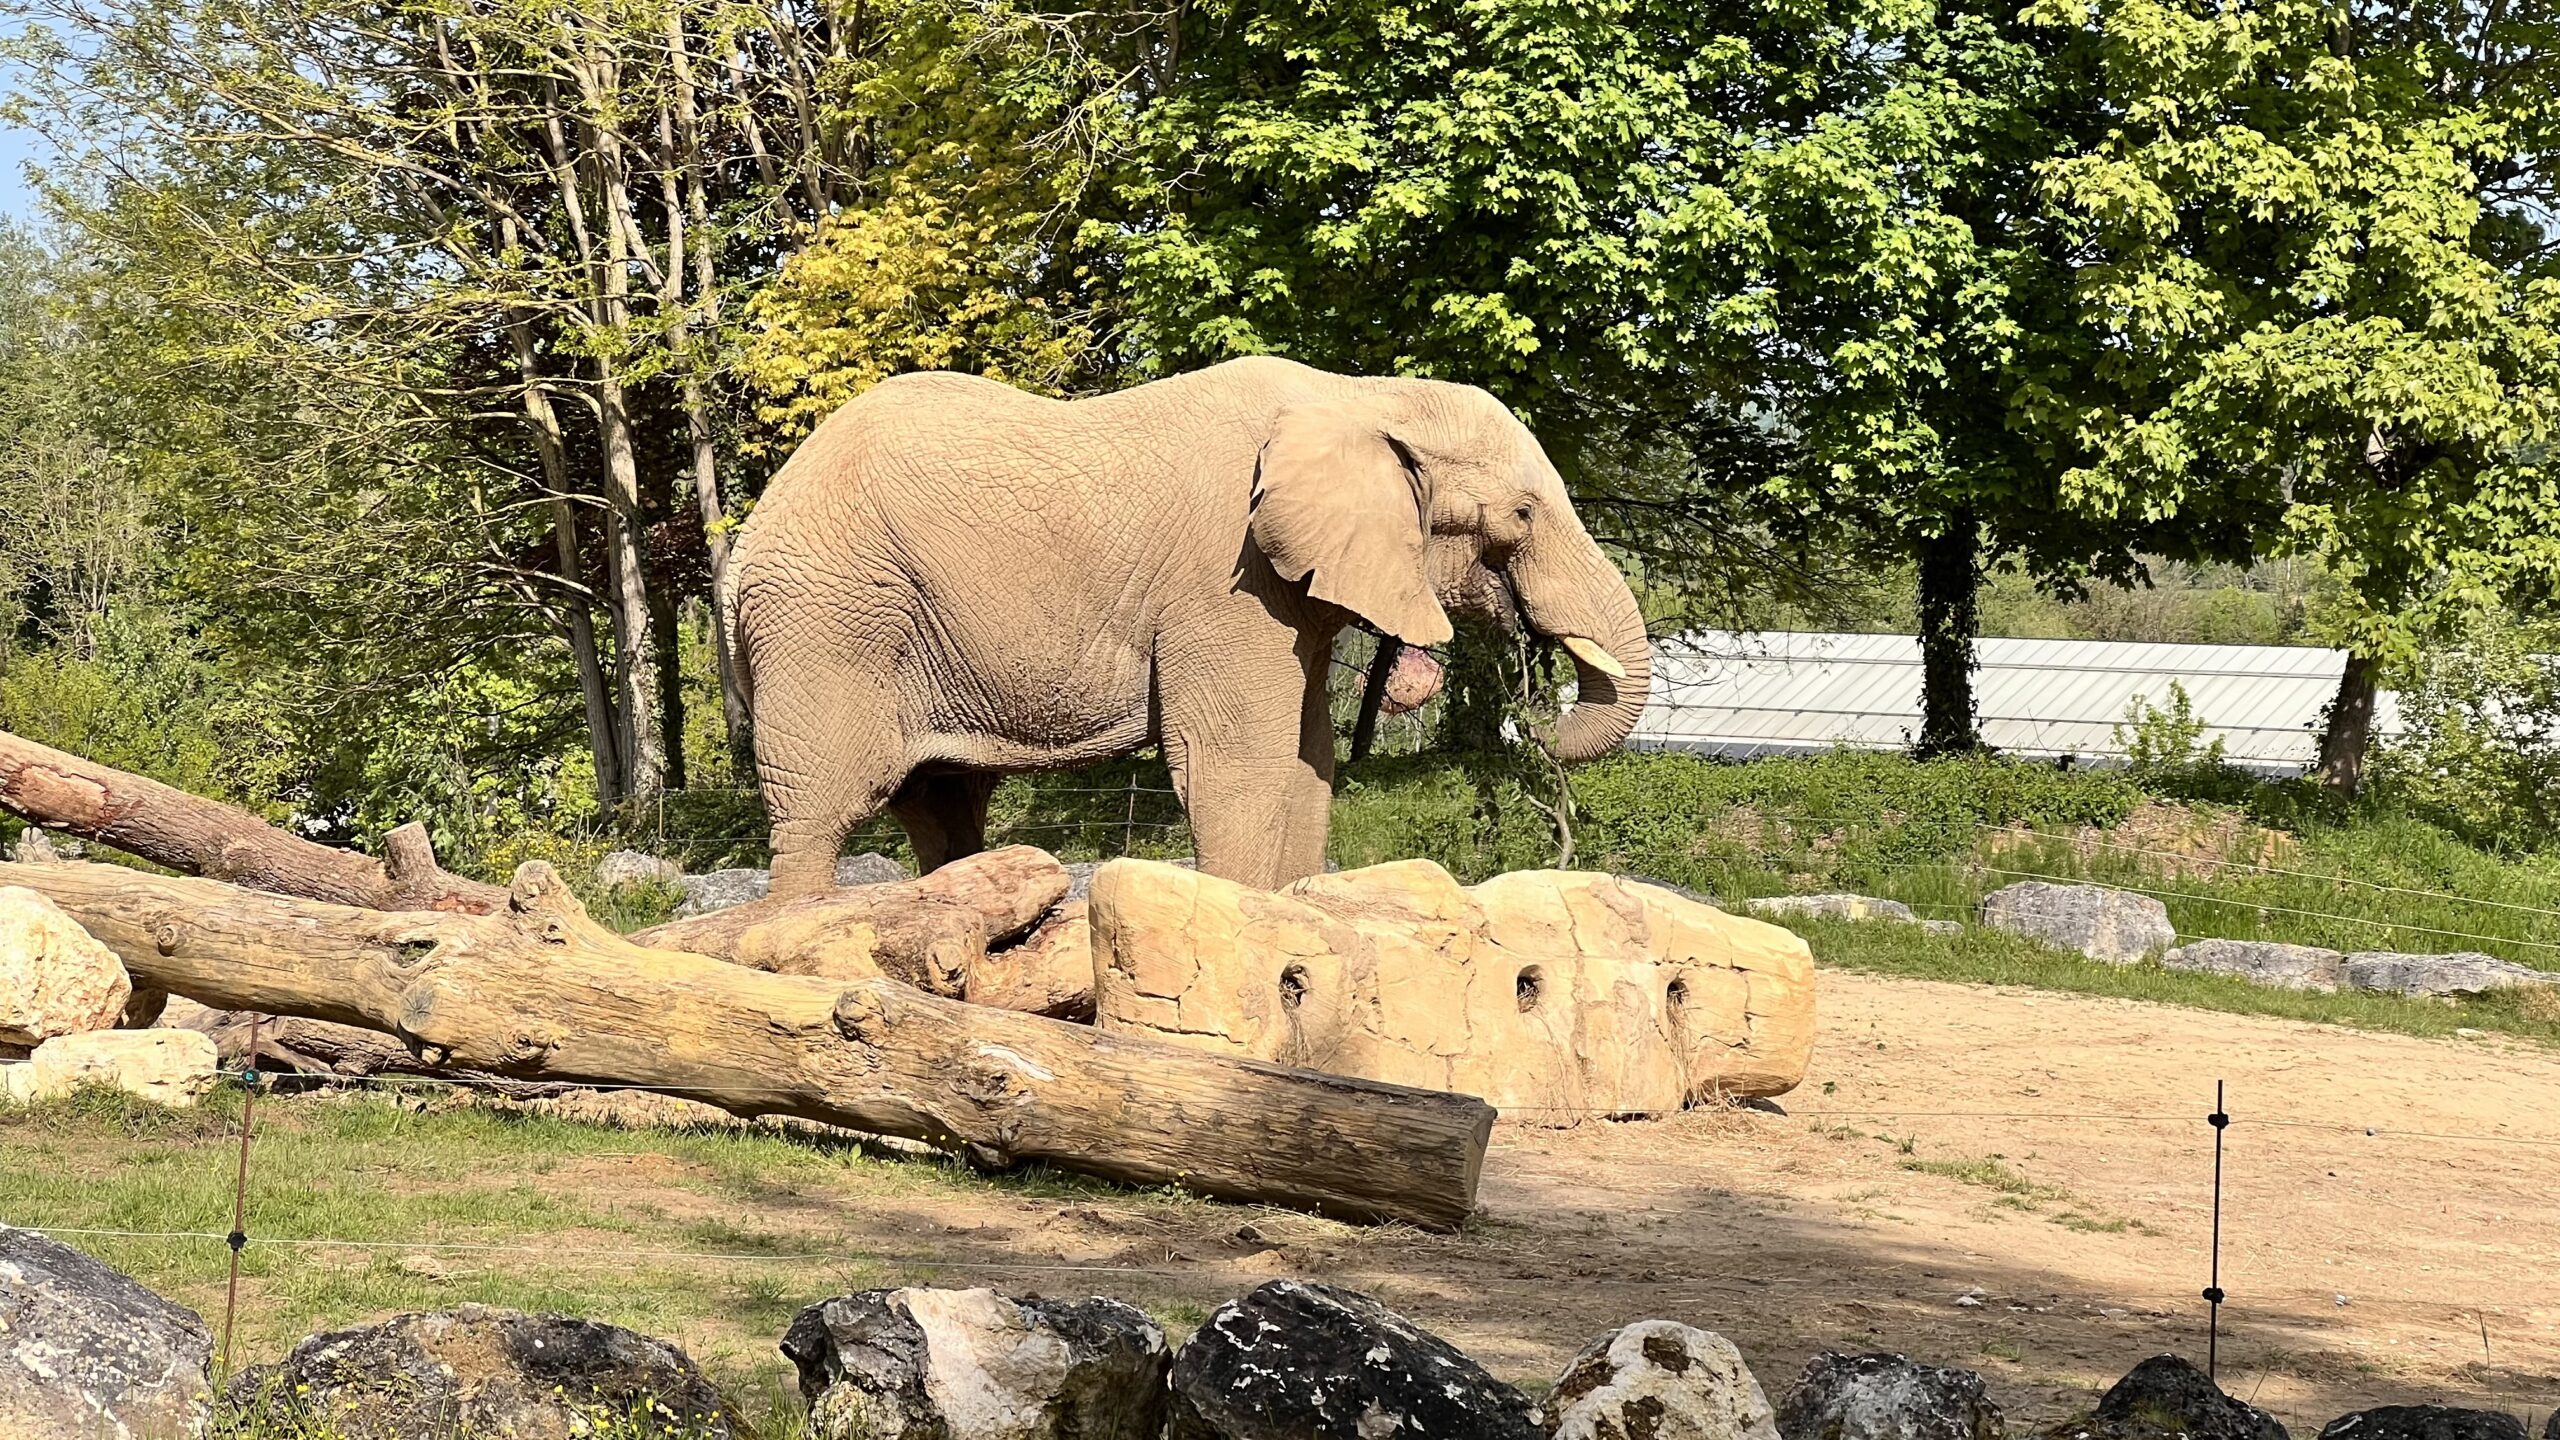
[
  {"left": 2369, "top": 608, "right": 2560, "bottom": 852},
  {"left": 2113, "top": 681, "right": 2228, "bottom": 778}
]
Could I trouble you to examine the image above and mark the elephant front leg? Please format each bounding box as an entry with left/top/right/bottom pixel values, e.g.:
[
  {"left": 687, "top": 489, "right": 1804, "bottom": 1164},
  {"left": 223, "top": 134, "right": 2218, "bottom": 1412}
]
[{"left": 1162, "top": 647, "right": 1338, "bottom": 890}]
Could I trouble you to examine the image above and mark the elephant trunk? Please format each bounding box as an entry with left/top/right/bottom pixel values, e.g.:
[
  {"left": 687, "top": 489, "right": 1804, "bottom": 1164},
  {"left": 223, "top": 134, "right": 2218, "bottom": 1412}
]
[{"left": 1510, "top": 529, "right": 1652, "bottom": 764}]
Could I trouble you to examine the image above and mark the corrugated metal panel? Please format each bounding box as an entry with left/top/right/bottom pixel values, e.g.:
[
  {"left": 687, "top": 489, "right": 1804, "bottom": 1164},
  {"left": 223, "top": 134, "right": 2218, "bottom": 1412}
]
[{"left": 1629, "top": 631, "right": 2382, "bottom": 771}]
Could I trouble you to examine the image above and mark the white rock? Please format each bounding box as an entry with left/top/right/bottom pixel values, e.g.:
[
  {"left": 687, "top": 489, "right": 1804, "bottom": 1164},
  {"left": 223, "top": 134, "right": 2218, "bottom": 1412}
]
[
  {"left": 1544, "top": 1320, "right": 1779, "bottom": 1440},
  {"left": 2340, "top": 951, "right": 2555, "bottom": 998},
  {"left": 8, "top": 1030, "right": 220, "bottom": 1109},
  {"left": 594, "top": 849, "right": 684, "bottom": 891},
  {"left": 1746, "top": 894, "right": 1919, "bottom": 924},
  {"left": 0, "top": 886, "right": 133, "bottom": 1046},
  {"left": 1978, "top": 881, "right": 2174, "bottom": 964}
]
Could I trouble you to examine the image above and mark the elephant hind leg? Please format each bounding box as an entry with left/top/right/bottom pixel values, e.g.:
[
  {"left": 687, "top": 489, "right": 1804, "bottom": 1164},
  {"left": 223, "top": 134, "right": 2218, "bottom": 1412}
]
[{"left": 888, "top": 771, "right": 1000, "bottom": 873}]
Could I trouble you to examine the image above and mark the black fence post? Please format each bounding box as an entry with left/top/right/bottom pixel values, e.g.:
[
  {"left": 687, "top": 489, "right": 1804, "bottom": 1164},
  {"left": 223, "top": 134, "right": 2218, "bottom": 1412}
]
[{"left": 2205, "top": 1078, "right": 2229, "bottom": 1379}]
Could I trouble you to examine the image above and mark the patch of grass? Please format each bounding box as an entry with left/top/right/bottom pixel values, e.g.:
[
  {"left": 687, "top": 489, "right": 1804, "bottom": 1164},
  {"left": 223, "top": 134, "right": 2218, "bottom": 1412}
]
[{"left": 1900, "top": 1155, "right": 2065, "bottom": 1201}]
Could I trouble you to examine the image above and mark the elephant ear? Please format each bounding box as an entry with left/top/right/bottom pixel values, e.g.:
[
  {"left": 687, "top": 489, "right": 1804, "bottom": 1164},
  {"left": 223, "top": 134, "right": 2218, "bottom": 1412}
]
[{"left": 1250, "top": 401, "right": 1454, "bottom": 646}]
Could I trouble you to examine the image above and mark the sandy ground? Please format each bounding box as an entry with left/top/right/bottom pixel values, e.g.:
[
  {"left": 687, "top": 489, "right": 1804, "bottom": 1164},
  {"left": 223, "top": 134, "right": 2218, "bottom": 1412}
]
[
  {"left": 71, "top": 970, "right": 2552, "bottom": 1431},
  {"left": 682, "top": 971, "right": 2559, "bottom": 1430}
]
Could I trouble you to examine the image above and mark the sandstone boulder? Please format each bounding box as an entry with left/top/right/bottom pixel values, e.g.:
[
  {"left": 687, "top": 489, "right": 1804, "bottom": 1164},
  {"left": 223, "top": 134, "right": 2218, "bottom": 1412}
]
[
  {"left": 1979, "top": 882, "right": 2173, "bottom": 963},
  {"left": 0, "top": 1226, "right": 214, "bottom": 1440},
  {"left": 781, "top": 1287, "right": 1167, "bottom": 1440},
  {"left": 1747, "top": 894, "right": 1919, "bottom": 924},
  {"left": 2339, "top": 952, "right": 2554, "bottom": 998},
  {"left": 1776, "top": 1353, "right": 2001, "bottom": 1440},
  {"left": 2162, "top": 940, "right": 2344, "bottom": 992},
  {"left": 1545, "top": 1320, "right": 1779, "bottom": 1440},
  {"left": 970, "top": 901, "right": 1097, "bottom": 1020},
  {"left": 2315, "top": 1408, "right": 2523, "bottom": 1440},
  {"left": 0, "top": 885, "right": 132, "bottom": 1046},
  {"left": 6, "top": 1029, "right": 218, "bottom": 1108},
  {"left": 1167, "top": 1281, "right": 1537, "bottom": 1440},
  {"left": 224, "top": 1305, "right": 731, "bottom": 1439},
  {"left": 1092, "top": 859, "right": 1815, "bottom": 1117}
]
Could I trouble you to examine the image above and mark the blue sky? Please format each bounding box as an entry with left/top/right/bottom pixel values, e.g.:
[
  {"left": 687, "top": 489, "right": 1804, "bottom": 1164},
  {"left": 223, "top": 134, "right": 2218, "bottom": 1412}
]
[{"left": 1, "top": 120, "right": 42, "bottom": 222}]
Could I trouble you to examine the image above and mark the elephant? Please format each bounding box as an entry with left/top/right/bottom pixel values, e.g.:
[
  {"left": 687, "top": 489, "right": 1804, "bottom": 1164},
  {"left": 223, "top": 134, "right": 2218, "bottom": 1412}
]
[{"left": 729, "top": 355, "right": 1652, "bottom": 899}]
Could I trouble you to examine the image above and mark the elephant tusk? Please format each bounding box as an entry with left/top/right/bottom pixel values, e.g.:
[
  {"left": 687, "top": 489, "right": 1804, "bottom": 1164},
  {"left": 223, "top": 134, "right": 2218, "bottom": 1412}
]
[{"left": 1559, "top": 635, "right": 1627, "bottom": 680}]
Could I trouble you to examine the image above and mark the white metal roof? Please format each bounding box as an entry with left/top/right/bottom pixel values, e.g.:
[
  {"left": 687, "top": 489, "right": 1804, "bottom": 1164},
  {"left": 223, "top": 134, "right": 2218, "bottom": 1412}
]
[{"left": 1628, "top": 631, "right": 2394, "bottom": 771}]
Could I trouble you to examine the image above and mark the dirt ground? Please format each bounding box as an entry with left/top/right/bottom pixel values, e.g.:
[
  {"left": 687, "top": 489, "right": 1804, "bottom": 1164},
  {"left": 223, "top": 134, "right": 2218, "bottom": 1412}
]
[{"left": 652, "top": 970, "right": 2558, "bottom": 1430}]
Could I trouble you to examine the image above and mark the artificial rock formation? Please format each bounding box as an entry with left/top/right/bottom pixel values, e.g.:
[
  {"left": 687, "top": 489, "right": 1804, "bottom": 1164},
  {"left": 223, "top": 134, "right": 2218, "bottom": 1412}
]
[
  {"left": 0, "top": 884, "right": 131, "bottom": 1045},
  {"left": 1091, "top": 858, "right": 1815, "bottom": 1118}
]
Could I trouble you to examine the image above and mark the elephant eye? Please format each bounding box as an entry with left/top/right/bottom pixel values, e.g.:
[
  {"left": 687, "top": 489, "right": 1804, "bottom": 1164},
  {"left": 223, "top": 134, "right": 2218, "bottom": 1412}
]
[{"left": 1513, "top": 503, "right": 1533, "bottom": 522}]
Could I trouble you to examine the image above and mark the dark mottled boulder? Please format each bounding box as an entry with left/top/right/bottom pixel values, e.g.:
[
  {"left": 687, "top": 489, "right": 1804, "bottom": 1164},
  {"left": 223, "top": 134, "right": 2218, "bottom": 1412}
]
[
  {"left": 2037, "top": 1354, "right": 2283, "bottom": 1440},
  {"left": 834, "top": 852, "right": 910, "bottom": 888},
  {"left": 1168, "top": 1281, "right": 1537, "bottom": 1440},
  {"left": 0, "top": 1226, "right": 213, "bottom": 1440},
  {"left": 781, "top": 1287, "right": 1167, "bottom": 1440},
  {"left": 1546, "top": 1320, "right": 1778, "bottom": 1440},
  {"left": 2317, "top": 1408, "right": 2527, "bottom": 1440},
  {"left": 223, "top": 1305, "right": 730, "bottom": 1439},
  {"left": 1775, "top": 1352, "right": 2002, "bottom": 1440}
]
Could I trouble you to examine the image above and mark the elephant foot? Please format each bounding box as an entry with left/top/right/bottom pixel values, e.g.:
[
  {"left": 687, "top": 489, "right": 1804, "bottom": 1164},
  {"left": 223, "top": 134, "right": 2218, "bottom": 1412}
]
[{"left": 1380, "top": 646, "right": 1445, "bottom": 716}]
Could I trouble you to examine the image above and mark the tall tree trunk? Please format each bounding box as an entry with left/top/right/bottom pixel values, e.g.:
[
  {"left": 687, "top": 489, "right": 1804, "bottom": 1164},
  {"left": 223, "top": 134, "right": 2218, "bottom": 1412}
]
[
  {"left": 1915, "top": 507, "right": 1981, "bottom": 758},
  {"left": 586, "top": 43, "right": 667, "bottom": 806},
  {"left": 507, "top": 317, "right": 623, "bottom": 807},
  {"left": 650, "top": 574, "right": 687, "bottom": 793},
  {"left": 1350, "top": 634, "right": 1396, "bottom": 762},
  {"left": 2317, "top": 650, "right": 2379, "bottom": 796},
  {"left": 663, "top": 8, "right": 750, "bottom": 753}
]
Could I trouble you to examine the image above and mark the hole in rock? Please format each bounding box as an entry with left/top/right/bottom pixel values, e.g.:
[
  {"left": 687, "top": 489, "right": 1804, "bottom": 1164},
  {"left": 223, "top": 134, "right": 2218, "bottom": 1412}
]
[
  {"left": 1666, "top": 977, "right": 1690, "bottom": 1010},
  {"left": 1277, "top": 965, "right": 1308, "bottom": 1009},
  {"left": 1516, "top": 965, "right": 1545, "bottom": 1013}
]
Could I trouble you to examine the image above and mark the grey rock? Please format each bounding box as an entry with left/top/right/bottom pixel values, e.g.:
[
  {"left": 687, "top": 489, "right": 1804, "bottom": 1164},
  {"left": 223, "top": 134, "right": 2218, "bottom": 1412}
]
[
  {"left": 1979, "top": 881, "right": 2174, "bottom": 963},
  {"left": 834, "top": 852, "right": 911, "bottom": 888},
  {"left": 2162, "top": 939, "right": 2345, "bottom": 992},
  {"left": 1168, "top": 1281, "right": 1537, "bottom": 1440},
  {"left": 1921, "top": 919, "right": 1966, "bottom": 938},
  {"left": 1775, "top": 1352, "right": 2002, "bottom": 1440},
  {"left": 595, "top": 849, "right": 684, "bottom": 892},
  {"left": 1547, "top": 1319, "right": 1779, "bottom": 1440},
  {"left": 2039, "top": 1354, "right": 2284, "bottom": 1440},
  {"left": 1746, "top": 894, "right": 1920, "bottom": 924},
  {"left": 1630, "top": 875, "right": 1717, "bottom": 907},
  {"left": 224, "top": 1304, "right": 730, "bottom": 1439},
  {"left": 675, "top": 867, "right": 771, "bottom": 917},
  {"left": 8, "top": 829, "right": 58, "bottom": 864},
  {"left": 2316, "top": 1407, "right": 2526, "bottom": 1440},
  {"left": 781, "top": 1287, "right": 1167, "bottom": 1440},
  {"left": 2339, "top": 951, "right": 2555, "bottom": 998},
  {"left": 0, "top": 1226, "right": 213, "bottom": 1440}
]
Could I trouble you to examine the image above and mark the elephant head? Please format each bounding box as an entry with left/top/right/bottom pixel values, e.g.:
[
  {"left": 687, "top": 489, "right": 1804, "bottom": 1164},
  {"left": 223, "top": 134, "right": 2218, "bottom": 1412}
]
[{"left": 1251, "top": 381, "right": 1652, "bottom": 761}]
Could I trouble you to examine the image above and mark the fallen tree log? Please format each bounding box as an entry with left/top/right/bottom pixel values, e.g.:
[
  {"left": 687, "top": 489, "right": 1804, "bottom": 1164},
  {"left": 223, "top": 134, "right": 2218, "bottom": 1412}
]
[
  {"left": 2, "top": 858, "right": 1494, "bottom": 1229},
  {"left": 632, "top": 845, "right": 1069, "bottom": 996},
  {"left": 0, "top": 729, "right": 504, "bottom": 914}
]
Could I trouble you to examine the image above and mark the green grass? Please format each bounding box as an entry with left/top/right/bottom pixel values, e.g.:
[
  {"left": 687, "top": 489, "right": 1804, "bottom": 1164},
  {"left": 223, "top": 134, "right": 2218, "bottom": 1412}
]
[
  {"left": 1899, "top": 1155, "right": 2064, "bottom": 1201},
  {"left": 0, "top": 1086, "right": 1228, "bottom": 1439}
]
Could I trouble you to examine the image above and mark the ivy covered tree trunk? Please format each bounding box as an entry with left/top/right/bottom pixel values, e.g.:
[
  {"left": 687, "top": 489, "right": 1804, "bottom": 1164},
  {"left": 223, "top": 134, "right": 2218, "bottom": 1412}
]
[
  {"left": 2317, "top": 650, "right": 2379, "bottom": 796},
  {"left": 1915, "top": 508, "right": 1981, "bottom": 757}
]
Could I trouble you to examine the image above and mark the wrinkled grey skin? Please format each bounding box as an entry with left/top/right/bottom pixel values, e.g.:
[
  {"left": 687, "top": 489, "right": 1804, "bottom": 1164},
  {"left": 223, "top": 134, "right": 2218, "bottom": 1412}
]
[{"left": 732, "top": 356, "right": 1652, "bottom": 898}]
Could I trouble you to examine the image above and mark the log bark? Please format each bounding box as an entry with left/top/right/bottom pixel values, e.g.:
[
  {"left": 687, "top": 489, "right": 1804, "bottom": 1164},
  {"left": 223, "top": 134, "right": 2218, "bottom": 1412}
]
[
  {"left": 0, "top": 729, "right": 505, "bottom": 914},
  {"left": 633, "top": 845, "right": 1069, "bottom": 996},
  {"left": 4, "top": 859, "right": 1493, "bottom": 1229}
]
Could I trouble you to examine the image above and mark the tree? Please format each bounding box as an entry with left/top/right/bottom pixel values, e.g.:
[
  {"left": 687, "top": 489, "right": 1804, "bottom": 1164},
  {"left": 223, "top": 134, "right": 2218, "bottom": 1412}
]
[
  {"left": 13, "top": 0, "right": 873, "bottom": 808},
  {"left": 2033, "top": 0, "right": 2560, "bottom": 793}
]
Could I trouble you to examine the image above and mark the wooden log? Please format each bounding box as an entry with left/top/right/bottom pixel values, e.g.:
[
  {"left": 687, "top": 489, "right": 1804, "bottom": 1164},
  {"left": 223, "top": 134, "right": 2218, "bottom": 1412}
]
[
  {"left": 2, "top": 859, "right": 1494, "bottom": 1229},
  {"left": 632, "top": 845, "right": 1070, "bottom": 996},
  {"left": 0, "top": 729, "right": 505, "bottom": 915}
]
